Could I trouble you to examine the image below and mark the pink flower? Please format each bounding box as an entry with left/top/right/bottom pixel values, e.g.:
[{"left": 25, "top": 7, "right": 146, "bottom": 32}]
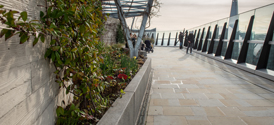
[{"left": 118, "top": 74, "right": 128, "bottom": 80}]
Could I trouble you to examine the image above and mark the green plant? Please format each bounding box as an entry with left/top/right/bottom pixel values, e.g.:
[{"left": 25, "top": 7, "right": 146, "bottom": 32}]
[
  {"left": 0, "top": 1, "right": 141, "bottom": 124},
  {"left": 0, "top": 0, "right": 109, "bottom": 124},
  {"left": 116, "top": 22, "right": 124, "bottom": 43}
]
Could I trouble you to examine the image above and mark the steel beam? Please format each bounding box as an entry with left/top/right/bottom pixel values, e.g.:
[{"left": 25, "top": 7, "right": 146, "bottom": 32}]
[
  {"left": 135, "top": 0, "right": 154, "bottom": 57},
  {"left": 130, "top": 16, "right": 135, "bottom": 31},
  {"left": 208, "top": 25, "right": 218, "bottom": 54},
  {"left": 155, "top": 33, "right": 159, "bottom": 45},
  {"left": 198, "top": 28, "right": 205, "bottom": 51},
  {"left": 202, "top": 26, "right": 211, "bottom": 52},
  {"left": 114, "top": 0, "right": 134, "bottom": 57},
  {"left": 194, "top": 29, "right": 200, "bottom": 49},
  {"left": 215, "top": 22, "right": 227, "bottom": 56},
  {"left": 256, "top": 12, "right": 274, "bottom": 69},
  {"left": 174, "top": 32, "right": 178, "bottom": 46},
  {"left": 167, "top": 33, "right": 171, "bottom": 46},
  {"left": 225, "top": 19, "right": 239, "bottom": 59},
  {"left": 237, "top": 16, "right": 254, "bottom": 63},
  {"left": 161, "top": 33, "right": 165, "bottom": 46}
]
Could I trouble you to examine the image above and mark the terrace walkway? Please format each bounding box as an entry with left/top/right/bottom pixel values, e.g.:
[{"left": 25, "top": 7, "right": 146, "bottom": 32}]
[{"left": 145, "top": 47, "right": 274, "bottom": 125}]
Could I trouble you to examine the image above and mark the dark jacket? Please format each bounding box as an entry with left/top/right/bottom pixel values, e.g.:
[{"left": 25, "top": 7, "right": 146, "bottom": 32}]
[
  {"left": 145, "top": 40, "right": 151, "bottom": 48},
  {"left": 179, "top": 33, "right": 184, "bottom": 42},
  {"left": 187, "top": 33, "right": 194, "bottom": 43}
]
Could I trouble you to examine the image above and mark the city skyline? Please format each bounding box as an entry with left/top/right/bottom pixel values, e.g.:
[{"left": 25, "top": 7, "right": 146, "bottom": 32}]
[{"left": 128, "top": 0, "right": 274, "bottom": 31}]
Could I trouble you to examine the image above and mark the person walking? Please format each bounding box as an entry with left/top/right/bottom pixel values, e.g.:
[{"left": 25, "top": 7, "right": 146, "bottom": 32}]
[
  {"left": 187, "top": 31, "right": 194, "bottom": 54},
  {"left": 179, "top": 32, "right": 184, "bottom": 49}
]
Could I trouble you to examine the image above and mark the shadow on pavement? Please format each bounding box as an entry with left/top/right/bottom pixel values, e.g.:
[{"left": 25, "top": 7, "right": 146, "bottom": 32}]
[{"left": 178, "top": 54, "right": 190, "bottom": 61}]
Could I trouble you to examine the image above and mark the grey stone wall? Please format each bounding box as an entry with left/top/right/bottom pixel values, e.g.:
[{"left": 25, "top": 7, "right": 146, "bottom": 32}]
[
  {"left": 0, "top": 0, "right": 73, "bottom": 124},
  {"left": 101, "top": 17, "right": 120, "bottom": 45}
]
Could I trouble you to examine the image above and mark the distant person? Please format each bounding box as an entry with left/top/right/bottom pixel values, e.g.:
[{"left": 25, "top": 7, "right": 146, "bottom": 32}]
[
  {"left": 145, "top": 39, "right": 153, "bottom": 53},
  {"left": 132, "top": 34, "right": 137, "bottom": 48},
  {"left": 179, "top": 32, "right": 184, "bottom": 49},
  {"left": 187, "top": 31, "right": 194, "bottom": 54}
]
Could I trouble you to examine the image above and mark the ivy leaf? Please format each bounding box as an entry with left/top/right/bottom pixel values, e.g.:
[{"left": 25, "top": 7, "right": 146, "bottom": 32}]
[
  {"left": 20, "top": 33, "right": 28, "bottom": 44},
  {"left": 40, "top": 34, "right": 45, "bottom": 43},
  {"left": 0, "top": 29, "right": 8, "bottom": 38},
  {"left": 44, "top": 49, "right": 52, "bottom": 58},
  {"left": 33, "top": 37, "right": 39, "bottom": 46},
  {"left": 5, "top": 30, "right": 14, "bottom": 41},
  {"left": 51, "top": 52, "right": 56, "bottom": 62},
  {"left": 51, "top": 46, "right": 60, "bottom": 51},
  {"left": 20, "top": 11, "right": 27, "bottom": 21},
  {"left": 40, "top": 11, "right": 44, "bottom": 18},
  {"left": 56, "top": 107, "right": 64, "bottom": 117},
  {"left": 0, "top": 5, "right": 4, "bottom": 8},
  {"left": 70, "top": 103, "right": 76, "bottom": 110},
  {"left": 50, "top": 39, "right": 56, "bottom": 45}
]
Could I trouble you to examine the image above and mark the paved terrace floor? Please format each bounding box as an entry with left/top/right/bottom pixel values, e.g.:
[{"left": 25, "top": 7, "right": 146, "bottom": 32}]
[{"left": 145, "top": 47, "right": 274, "bottom": 125}]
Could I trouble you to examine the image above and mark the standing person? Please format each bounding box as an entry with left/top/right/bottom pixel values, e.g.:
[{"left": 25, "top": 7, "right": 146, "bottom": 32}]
[
  {"left": 179, "top": 32, "right": 184, "bottom": 49},
  {"left": 187, "top": 31, "right": 194, "bottom": 54},
  {"left": 132, "top": 34, "right": 137, "bottom": 48}
]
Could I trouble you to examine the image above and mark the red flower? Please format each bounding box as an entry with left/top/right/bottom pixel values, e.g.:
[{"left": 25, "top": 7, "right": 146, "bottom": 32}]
[
  {"left": 118, "top": 73, "right": 128, "bottom": 80},
  {"left": 107, "top": 76, "right": 114, "bottom": 80}
]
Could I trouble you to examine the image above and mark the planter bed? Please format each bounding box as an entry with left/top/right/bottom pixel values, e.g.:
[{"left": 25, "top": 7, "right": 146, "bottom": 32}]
[{"left": 98, "top": 58, "right": 152, "bottom": 125}]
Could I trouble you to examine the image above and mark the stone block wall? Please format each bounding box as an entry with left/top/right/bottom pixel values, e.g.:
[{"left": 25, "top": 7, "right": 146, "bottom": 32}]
[
  {"left": 0, "top": 0, "right": 73, "bottom": 124},
  {"left": 101, "top": 17, "right": 120, "bottom": 45}
]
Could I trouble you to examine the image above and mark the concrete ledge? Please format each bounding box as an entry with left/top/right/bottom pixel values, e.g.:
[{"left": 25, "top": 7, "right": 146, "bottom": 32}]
[{"left": 98, "top": 58, "right": 152, "bottom": 125}]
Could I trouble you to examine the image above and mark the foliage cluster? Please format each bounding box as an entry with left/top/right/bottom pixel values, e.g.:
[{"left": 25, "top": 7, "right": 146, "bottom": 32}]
[
  {"left": 115, "top": 22, "right": 124, "bottom": 44},
  {"left": 0, "top": 0, "right": 139, "bottom": 124}
]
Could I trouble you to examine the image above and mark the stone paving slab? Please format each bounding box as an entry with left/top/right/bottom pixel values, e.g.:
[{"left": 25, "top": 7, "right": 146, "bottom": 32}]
[{"left": 146, "top": 47, "right": 274, "bottom": 125}]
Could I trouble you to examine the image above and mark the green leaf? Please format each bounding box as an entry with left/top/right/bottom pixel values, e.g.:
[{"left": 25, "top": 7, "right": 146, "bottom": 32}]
[
  {"left": 52, "top": 46, "right": 60, "bottom": 51},
  {"left": 56, "top": 107, "right": 64, "bottom": 117},
  {"left": 0, "top": 5, "right": 4, "bottom": 8},
  {"left": 0, "top": 29, "right": 8, "bottom": 38},
  {"left": 50, "top": 39, "right": 56, "bottom": 45},
  {"left": 33, "top": 37, "right": 39, "bottom": 46},
  {"left": 44, "top": 49, "right": 52, "bottom": 58},
  {"left": 20, "top": 11, "right": 27, "bottom": 21},
  {"left": 71, "top": 48, "right": 77, "bottom": 52},
  {"left": 20, "top": 33, "right": 28, "bottom": 44},
  {"left": 82, "top": 87, "right": 87, "bottom": 94},
  {"left": 79, "top": 25, "right": 85, "bottom": 33},
  {"left": 40, "top": 11, "right": 44, "bottom": 18},
  {"left": 5, "top": 30, "right": 14, "bottom": 41},
  {"left": 70, "top": 103, "right": 76, "bottom": 110},
  {"left": 40, "top": 34, "right": 45, "bottom": 43},
  {"left": 51, "top": 52, "right": 56, "bottom": 62}
]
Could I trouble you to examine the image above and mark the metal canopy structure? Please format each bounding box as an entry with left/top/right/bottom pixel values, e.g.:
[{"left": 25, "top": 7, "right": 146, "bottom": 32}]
[
  {"left": 102, "top": 0, "right": 154, "bottom": 58},
  {"left": 102, "top": 0, "right": 149, "bottom": 19}
]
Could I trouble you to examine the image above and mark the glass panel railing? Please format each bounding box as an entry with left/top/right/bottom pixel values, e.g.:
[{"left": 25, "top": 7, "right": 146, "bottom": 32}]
[
  {"left": 213, "top": 40, "right": 219, "bottom": 54},
  {"left": 221, "top": 41, "right": 229, "bottom": 56},
  {"left": 235, "top": 10, "right": 255, "bottom": 40},
  {"left": 267, "top": 45, "right": 274, "bottom": 70},
  {"left": 201, "top": 24, "right": 210, "bottom": 50},
  {"left": 250, "top": 4, "right": 274, "bottom": 40},
  {"left": 209, "top": 21, "right": 218, "bottom": 39},
  {"left": 225, "top": 15, "right": 239, "bottom": 40},
  {"left": 245, "top": 4, "right": 274, "bottom": 65},
  {"left": 231, "top": 42, "right": 243, "bottom": 60},
  {"left": 207, "top": 40, "right": 211, "bottom": 52},
  {"left": 246, "top": 43, "right": 263, "bottom": 65},
  {"left": 216, "top": 18, "right": 228, "bottom": 39}
]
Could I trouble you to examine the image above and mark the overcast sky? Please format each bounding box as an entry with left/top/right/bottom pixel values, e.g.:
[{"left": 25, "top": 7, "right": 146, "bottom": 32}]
[{"left": 127, "top": 0, "right": 274, "bottom": 31}]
